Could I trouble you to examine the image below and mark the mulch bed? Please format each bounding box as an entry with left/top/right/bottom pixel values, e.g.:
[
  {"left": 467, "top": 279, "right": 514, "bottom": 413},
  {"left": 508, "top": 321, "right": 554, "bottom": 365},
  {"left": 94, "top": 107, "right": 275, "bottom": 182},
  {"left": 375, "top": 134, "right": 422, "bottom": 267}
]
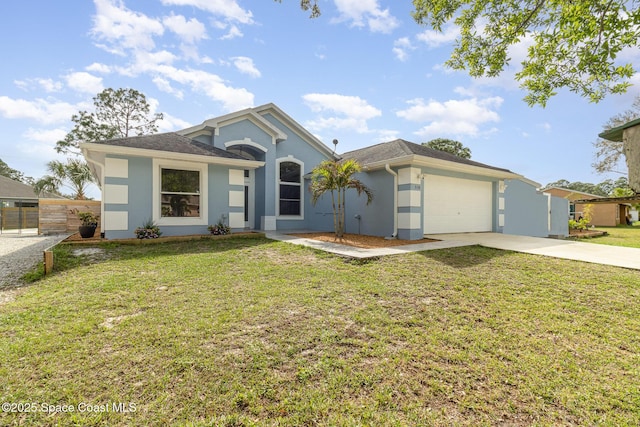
[
  {"left": 63, "top": 229, "right": 103, "bottom": 242},
  {"left": 290, "top": 232, "right": 438, "bottom": 249},
  {"left": 569, "top": 229, "right": 607, "bottom": 238}
]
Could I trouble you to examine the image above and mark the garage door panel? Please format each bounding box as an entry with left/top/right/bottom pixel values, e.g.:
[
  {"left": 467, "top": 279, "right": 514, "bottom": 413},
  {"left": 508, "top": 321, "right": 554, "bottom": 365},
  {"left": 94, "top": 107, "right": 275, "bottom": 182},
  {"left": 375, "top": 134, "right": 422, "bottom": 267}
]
[{"left": 424, "top": 175, "right": 493, "bottom": 234}]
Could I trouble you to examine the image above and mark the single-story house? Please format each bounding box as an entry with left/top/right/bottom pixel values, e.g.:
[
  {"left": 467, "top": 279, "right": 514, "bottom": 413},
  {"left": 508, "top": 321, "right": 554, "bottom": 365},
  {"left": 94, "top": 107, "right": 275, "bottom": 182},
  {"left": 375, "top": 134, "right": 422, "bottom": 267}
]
[
  {"left": 81, "top": 103, "right": 568, "bottom": 240},
  {"left": 0, "top": 175, "right": 64, "bottom": 231},
  {"left": 544, "top": 186, "right": 630, "bottom": 226}
]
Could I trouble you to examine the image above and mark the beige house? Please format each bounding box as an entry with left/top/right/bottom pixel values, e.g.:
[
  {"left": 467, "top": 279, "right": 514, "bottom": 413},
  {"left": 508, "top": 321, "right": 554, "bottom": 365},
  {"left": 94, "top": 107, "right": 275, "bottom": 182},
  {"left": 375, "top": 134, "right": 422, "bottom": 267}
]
[{"left": 544, "top": 187, "right": 629, "bottom": 227}]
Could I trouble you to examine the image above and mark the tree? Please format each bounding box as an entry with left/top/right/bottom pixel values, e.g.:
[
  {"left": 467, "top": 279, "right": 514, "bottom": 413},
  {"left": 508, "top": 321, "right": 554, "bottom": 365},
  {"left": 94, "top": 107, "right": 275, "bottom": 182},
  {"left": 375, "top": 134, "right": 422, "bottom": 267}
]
[
  {"left": 56, "top": 88, "right": 163, "bottom": 155},
  {"left": 309, "top": 159, "right": 373, "bottom": 238},
  {"left": 544, "top": 177, "right": 633, "bottom": 198},
  {"left": 289, "top": 1, "right": 639, "bottom": 106},
  {"left": 423, "top": 138, "right": 471, "bottom": 159},
  {"left": 33, "top": 159, "right": 96, "bottom": 200},
  {"left": 593, "top": 94, "right": 640, "bottom": 176},
  {"left": 0, "top": 158, "right": 27, "bottom": 182}
]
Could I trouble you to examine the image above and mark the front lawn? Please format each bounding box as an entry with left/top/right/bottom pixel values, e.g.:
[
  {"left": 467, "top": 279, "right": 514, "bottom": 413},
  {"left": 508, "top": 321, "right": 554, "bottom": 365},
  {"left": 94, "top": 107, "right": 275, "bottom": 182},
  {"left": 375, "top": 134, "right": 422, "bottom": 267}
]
[
  {"left": 1, "top": 238, "right": 639, "bottom": 426},
  {"left": 585, "top": 223, "right": 640, "bottom": 248}
]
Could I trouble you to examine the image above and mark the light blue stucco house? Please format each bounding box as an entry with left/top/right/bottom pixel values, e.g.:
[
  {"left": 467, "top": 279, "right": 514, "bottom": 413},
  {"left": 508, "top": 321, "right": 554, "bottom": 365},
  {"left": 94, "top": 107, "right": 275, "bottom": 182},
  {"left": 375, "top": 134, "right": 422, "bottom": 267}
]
[{"left": 81, "top": 103, "right": 568, "bottom": 240}]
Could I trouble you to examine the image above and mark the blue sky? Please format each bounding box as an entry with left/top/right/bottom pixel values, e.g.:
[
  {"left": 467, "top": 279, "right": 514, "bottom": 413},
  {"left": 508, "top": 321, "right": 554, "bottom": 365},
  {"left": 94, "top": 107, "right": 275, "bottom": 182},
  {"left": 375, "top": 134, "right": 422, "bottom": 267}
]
[{"left": 1, "top": 0, "right": 639, "bottom": 199}]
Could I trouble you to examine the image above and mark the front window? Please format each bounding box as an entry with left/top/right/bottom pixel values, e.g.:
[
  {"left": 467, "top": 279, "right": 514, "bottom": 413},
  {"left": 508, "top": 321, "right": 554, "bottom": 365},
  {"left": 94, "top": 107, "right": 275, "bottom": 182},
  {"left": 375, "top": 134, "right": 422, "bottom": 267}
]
[
  {"left": 160, "top": 168, "right": 200, "bottom": 218},
  {"left": 279, "top": 161, "right": 301, "bottom": 216}
]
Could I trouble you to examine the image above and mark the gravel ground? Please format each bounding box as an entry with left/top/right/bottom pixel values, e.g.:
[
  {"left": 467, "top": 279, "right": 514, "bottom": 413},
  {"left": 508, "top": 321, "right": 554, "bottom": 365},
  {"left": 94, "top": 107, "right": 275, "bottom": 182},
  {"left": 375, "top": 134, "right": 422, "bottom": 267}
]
[{"left": 0, "top": 233, "right": 69, "bottom": 290}]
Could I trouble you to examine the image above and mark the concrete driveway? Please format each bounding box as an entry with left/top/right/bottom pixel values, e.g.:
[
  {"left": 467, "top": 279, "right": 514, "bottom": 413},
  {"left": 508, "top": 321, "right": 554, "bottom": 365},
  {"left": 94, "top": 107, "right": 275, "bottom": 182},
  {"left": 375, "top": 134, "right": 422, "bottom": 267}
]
[{"left": 426, "top": 233, "right": 640, "bottom": 270}]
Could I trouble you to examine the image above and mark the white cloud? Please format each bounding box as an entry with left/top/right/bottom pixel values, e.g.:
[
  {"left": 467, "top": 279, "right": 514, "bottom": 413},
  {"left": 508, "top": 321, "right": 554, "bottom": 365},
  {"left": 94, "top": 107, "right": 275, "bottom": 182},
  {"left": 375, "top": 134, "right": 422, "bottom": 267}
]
[
  {"left": 85, "top": 62, "right": 112, "bottom": 74},
  {"left": 397, "top": 97, "right": 503, "bottom": 137},
  {"left": 416, "top": 24, "right": 459, "bottom": 48},
  {"left": 152, "top": 76, "right": 184, "bottom": 99},
  {"left": 14, "top": 78, "right": 63, "bottom": 93},
  {"left": 332, "top": 0, "right": 399, "bottom": 34},
  {"left": 155, "top": 112, "right": 192, "bottom": 133},
  {"left": 65, "top": 72, "right": 104, "bottom": 94},
  {"left": 539, "top": 122, "right": 552, "bottom": 132},
  {"left": 23, "top": 128, "right": 68, "bottom": 144},
  {"left": 219, "top": 24, "right": 243, "bottom": 40},
  {"left": 393, "top": 37, "right": 414, "bottom": 62},
  {"left": 88, "top": 0, "right": 254, "bottom": 112},
  {"left": 163, "top": 14, "right": 207, "bottom": 43},
  {"left": 91, "top": 0, "right": 165, "bottom": 53},
  {"left": 231, "top": 56, "right": 261, "bottom": 78},
  {"left": 303, "top": 93, "right": 381, "bottom": 133},
  {"left": 160, "top": 0, "right": 253, "bottom": 24},
  {"left": 155, "top": 66, "right": 254, "bottom": 111},
  {"left": 0, "top": 96, "right": 79, "bottom": 124}
]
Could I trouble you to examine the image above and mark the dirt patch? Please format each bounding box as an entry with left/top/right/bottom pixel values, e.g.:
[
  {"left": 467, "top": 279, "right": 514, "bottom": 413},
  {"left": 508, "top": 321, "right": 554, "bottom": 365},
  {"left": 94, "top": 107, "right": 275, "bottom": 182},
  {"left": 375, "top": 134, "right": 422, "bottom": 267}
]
[
  {"left": 290, "top": 232, "right": 438, "bottom": 249},
  {"left": 0, "top": 288, "right": 20, "bottom": 306}
]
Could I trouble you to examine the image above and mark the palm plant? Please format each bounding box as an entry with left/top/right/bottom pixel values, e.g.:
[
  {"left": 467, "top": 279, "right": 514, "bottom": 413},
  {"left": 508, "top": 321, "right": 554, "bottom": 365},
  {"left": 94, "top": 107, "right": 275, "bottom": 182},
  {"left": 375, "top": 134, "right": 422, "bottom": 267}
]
[
  {"left": 34, "top": 159, "right": 96, "bottom": 200},
  {"left": 309, "top": 159, "right": 373, "bottom": 238}
]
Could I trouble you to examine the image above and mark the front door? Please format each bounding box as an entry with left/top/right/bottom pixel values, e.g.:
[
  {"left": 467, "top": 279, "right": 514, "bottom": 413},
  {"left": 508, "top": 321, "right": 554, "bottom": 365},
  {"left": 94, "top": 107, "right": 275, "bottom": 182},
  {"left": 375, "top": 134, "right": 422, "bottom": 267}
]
[{"left": 244, "top": 170, "right": 254, "bottom": 229}]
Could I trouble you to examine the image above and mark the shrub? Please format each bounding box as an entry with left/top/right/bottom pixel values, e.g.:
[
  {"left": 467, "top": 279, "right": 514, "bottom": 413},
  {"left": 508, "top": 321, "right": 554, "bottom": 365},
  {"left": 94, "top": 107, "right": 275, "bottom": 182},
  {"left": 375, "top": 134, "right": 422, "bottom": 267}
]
[
  {"left": 208, "top": 221, "right": 230, "bottom": 236},
  {"left": 135, "top": 219, "right": 162, "bottom": 239}
]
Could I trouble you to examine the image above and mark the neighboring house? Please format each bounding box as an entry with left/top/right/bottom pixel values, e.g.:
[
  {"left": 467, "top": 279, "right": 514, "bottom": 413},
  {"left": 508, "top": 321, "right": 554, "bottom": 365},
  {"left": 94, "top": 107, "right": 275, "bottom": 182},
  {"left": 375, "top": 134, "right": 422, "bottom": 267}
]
[
  {"left": 81, "top": 103, "right": 568, "bottom": 240},
  {"left": 544, "top": 186, "right": 630, "bottom": 227},
  {"left": 0, "top": 175, "right": 63, "bottom": 230}
]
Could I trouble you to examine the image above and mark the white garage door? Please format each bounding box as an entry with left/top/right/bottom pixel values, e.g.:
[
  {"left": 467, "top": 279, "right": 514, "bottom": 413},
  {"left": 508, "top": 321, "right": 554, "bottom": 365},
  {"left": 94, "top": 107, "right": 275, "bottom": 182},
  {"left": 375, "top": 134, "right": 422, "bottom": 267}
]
[{"left": 423, "top": 175, "right": 493, "bottom": 234}]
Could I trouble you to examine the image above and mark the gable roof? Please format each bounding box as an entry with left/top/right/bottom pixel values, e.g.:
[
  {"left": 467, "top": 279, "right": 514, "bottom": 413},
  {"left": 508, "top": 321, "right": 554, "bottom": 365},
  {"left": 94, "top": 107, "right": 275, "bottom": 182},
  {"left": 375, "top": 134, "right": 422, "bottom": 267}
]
[
  {"left": 178, "top": 103, "right": 338, "bottom": 160},
  {"left": 341, "top": 139, "right": 539, "bottom": 186},
  {"left": 84, "top": 132, "right": 248, "bottom": 160},
  {"left": 599, "top": 117, "right": 640, "bottom": 141},
  {"left": 342, "top": 139, "right": 510, "bottom": 172},
  {"left": 0, "top": 175, "right": 63, "bottom": 200}
]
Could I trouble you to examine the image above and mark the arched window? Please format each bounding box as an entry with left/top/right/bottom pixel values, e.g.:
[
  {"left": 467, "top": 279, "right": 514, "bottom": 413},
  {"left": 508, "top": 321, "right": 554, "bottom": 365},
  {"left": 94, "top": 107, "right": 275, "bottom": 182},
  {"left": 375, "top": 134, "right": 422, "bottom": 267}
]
[{"left": 277, "top": 158, "right": 303, "bottom": 217}]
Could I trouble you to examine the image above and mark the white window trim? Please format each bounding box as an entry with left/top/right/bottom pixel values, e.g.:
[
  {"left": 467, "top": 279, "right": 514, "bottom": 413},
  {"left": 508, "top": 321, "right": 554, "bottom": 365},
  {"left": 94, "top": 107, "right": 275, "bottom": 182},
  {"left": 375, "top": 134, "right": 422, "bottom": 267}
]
[
  {"left": 276, "top": 156, "right": 304, "bottom": 220},
  {"left": 152, "top": 159, "right": 208, "bottom": 226}
]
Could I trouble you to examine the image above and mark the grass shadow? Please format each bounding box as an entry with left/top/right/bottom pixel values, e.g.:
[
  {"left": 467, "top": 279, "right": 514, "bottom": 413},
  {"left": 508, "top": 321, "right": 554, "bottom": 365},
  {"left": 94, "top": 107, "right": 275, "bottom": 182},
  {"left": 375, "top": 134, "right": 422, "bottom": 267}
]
[{"left": 416, "top": 244, "right": 511, "bottom": 268}]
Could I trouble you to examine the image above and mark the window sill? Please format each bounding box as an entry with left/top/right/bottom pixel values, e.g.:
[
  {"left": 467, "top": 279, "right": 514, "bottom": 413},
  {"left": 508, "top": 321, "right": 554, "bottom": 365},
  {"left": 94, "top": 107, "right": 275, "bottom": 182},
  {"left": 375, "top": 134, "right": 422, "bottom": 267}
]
[
  {"left": 157, "top": 217, "right": 207, "bottom": 226},
  {"left": 276, "top": 215, "right": 304, "bottom": 221}
]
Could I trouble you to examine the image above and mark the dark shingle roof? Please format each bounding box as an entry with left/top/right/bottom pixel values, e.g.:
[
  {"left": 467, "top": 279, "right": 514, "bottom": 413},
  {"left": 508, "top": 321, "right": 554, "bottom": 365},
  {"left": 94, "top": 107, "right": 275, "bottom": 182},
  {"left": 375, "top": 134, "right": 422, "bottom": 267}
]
[
  {"left": 91, "top": 132, "right": 248, "bottom": 160},
  {"left": 342, "top": 139, "right": 512, "bottom": 173},
  {"left": 0, "top": 175, "right": 63, "bottom": 200}
]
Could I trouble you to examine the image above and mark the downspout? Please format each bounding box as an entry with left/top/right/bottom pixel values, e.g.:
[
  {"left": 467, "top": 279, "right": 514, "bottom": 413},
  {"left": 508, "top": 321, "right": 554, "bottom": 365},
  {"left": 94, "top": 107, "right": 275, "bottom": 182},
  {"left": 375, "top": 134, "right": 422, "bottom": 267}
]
[{"left": 384, "top": 163, "right": 398, "bottom": 238}]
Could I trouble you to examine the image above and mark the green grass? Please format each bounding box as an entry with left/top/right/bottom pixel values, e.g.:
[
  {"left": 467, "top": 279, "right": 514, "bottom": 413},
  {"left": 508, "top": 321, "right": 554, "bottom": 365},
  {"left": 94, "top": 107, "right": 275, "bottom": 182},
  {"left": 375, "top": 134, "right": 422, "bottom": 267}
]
[
  {"left": 1, "top": 237, "right": 640, "bottom": 426},
  {"left": 584, "top": 223, "right": 640, "bottom": 248}
]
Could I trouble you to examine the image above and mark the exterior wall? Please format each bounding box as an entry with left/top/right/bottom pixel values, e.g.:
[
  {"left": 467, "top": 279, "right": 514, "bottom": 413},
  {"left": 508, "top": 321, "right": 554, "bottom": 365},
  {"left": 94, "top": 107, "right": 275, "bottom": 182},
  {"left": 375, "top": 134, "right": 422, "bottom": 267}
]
[
  {"left": 344, "top": 170, "right": 395, "bottom": 238},
  {"left": 503, "top": 179, "right": 549, "bottom": 237},
  {"left": 102, "top": 155, "right": 244, "bottom": 239},
  {"left": 264, "top": 113, "right": 334, "bottom": 231},
  {"left": 397, "top": 167, "right": 422, "bottom": 240},
  {"left": 576, "top": 202, "right": 619, "bottom": 226},
  {"left": 103, "top": 156, "right": 151, "bottom": 239}
]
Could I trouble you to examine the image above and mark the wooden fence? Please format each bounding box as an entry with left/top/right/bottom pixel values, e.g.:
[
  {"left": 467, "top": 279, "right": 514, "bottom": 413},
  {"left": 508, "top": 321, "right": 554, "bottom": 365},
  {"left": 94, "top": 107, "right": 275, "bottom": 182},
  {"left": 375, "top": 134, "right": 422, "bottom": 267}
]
[
  {"left": 39, "top": 199, "right": 101, "bottom": 235},
  {"left": 0, "top": 207, "right": 39, "bottom": 230}
]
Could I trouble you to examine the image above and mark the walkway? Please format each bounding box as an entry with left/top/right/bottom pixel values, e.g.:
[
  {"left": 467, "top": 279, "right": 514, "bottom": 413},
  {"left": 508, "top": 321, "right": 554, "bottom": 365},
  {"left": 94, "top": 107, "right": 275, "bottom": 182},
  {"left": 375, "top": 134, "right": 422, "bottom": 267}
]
[
  {"left": 267, "top": 231, "right": 640, "bottom": 270},
  {"left": 265, "top": 232, "right": 473, "bottom": 258}
]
